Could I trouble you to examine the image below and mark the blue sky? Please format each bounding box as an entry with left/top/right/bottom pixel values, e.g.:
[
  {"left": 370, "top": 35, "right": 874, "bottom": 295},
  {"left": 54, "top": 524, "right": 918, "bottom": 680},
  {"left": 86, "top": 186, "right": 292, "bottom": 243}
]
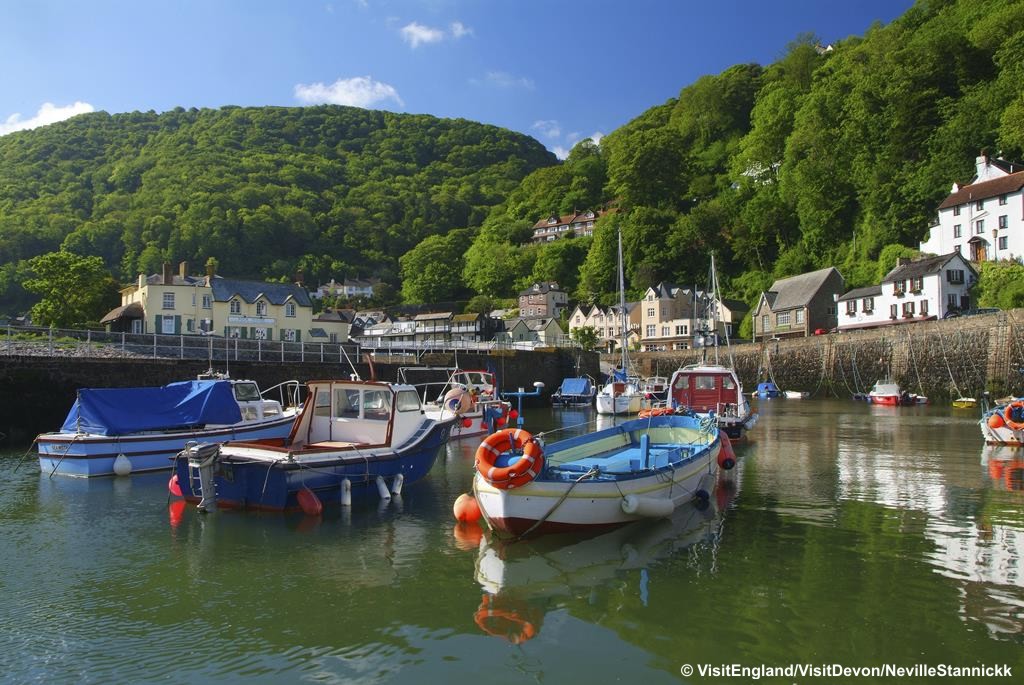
[{"left": 1, "top": 0, "right": 914, "bottom": 157}]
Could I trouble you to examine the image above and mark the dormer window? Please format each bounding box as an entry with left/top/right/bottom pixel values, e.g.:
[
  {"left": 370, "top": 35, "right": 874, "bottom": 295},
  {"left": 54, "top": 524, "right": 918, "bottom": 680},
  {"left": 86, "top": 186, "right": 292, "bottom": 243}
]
[
  {"left": 256, "top": 300, "right": 267, "bottom": 316},
  {"left": 285, "top": 302, "right": 296, "bottom": 317},
  {"left": 547, "top": 216, "right": 558, "bottom": 224},
  {"left": 230, "top": 298, "right": 241, "bottom": 315}
]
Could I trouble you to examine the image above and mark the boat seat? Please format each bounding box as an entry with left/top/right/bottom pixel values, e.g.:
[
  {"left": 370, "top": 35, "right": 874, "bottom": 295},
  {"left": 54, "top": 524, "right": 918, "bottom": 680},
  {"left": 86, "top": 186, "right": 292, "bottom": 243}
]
[
  {"left": 638, "top": 427, "right": 704, "bottom": 446},
  {"left": 551, "top": 433, "right": 630, "bottom": 462},
  {"left": 309, "top": 441, "right": 360, "bottom": 449}
]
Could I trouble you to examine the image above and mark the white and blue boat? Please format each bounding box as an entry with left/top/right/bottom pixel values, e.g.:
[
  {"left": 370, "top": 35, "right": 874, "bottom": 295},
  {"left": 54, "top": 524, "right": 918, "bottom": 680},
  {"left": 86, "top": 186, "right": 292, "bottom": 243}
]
[
  {"left": 755, "top": 381, "right": 781, "bottom": 399},
  {"left": 37, "top": 377, "right": 302, "bottom": 477},
  {"left": 171, "top": 379, "right": 456, "bottom": 512},
  {"left": 551, "top": 376, "right": 597, "bottom": 407},
  {"left": 473, "top": 412, "right": 730, "bottom": 537}
]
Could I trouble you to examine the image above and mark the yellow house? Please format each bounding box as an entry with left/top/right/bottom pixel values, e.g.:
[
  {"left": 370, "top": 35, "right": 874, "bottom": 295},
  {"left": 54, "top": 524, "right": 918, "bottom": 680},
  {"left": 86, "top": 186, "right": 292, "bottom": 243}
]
[{"left": 102, "top": 262, "right": 315, "bottom": 341}]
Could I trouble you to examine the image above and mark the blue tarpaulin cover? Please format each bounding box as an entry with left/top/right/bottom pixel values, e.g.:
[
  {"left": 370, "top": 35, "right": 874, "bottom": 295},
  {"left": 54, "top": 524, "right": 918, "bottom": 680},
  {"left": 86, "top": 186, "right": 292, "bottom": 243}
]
[
  {"left": 60, "top": 380, "right": 243, "bottom": 436},
  {"left": 612, "top": 369, "right": 627, "bottom": 382},
  {"left": 560, "top": 378, "right": 593, "bottom": 396}
]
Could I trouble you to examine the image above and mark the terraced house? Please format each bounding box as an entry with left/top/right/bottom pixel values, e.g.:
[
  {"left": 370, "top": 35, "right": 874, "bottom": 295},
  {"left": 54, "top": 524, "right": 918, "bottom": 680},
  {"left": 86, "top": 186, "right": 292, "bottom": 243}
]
[{"left": 753, "top": 267, "right": 845, "bottom": 341}]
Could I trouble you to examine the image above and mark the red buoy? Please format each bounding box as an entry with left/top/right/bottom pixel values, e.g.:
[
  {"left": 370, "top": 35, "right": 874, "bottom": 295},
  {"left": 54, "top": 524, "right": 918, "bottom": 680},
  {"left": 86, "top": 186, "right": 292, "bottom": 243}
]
[
  {"left": 717, "top": 433, "right": 736, "bottom": 470},
  {"left": 989, "top": 413, "right": 1006, "bottom": 429},
  {"left": 496, "top": 417, "right": 506, "bottom": 427},
  {"left": 297, "top": 487, "right": 323, "bottom": 516},
  {"left": 462, "top": 417, "right": 473, "bottom": 428},
  {"left": 453, "top": 493, "right": 482, "bottom": 522},
  {"left": 168, "top": 473, "right": 182, "bottom": 497},
  {"left": 509, "top": 409, "right": 519, "bottom": 420}
]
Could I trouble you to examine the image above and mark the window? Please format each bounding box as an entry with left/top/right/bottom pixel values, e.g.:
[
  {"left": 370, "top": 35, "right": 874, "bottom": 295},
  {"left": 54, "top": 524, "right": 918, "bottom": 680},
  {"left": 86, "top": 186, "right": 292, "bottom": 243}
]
[
  {"left": 960, "top": 295, "right": 970, "bottom": 310},
  {"left": 645, "top": 325, "right": 655, "bottom": 337},
  {"left": 362, "top": 390, "right": 392, "bottom": 420},
  {"left": 946, "top": 269, "right": 964, "bottom": 284},
  {"left": 761, "top": 314, "right": 769, "bottom": 331},
  {"left": 999, "top": 236, "right": 1008, "bottom": 250},
  {"left": 254, "top": 327, "right": 268, "bottom": 340},
  {"left": 845, "top": 300, "right": 857, "bottom": 315},
  {"left": 863, "top": 297, "right": 874, "bottom": 313},
  {"left": 397, "top": 390, "right": 421, "bottom": 411},
  {"left": 953, "top": 205, "right": 961, "bottom": 216},
  {"left": 890, "top": 304, "right": 898, "bottom": 319},
  {"left": 131, "top": 319, "right": 143, "bottom": 334},
  {"left": 999, "top": 194, "right": 1008, "bottom": 206},
  {"left": 795, "top": 310, "right": 804, "bottom": 325},
  {"left": 776, "top": 311, "right": 791, "bottom": 326},
  {"left": 162, "top": 292, "right": 174, "bottom": 310},
  {"left": 920, "top": 300, "right": 928, "bottom": 316},
  {"left": 202, "top": 295, "right": 212, "bottom": 309},
  {"left": 696, "top": 376, "right": 716, "bottom": 390},
  {"left": 283, "top": 329, "right": 297, "bottom": 342},
  {"left": 230, "top": 299, "right": 241, "bottom": 315},
  {"left": 162, "top": 316, "right": 176, "bottom": 334},
  {"left": 647, "top": 308, "right": 655, "bottom": 317},
  {"left": 911, "top": 277, "right": 923, "bottom": 293},
  {"left": 723, "top": 376, "right": 735, "bottom": 390},
  {"left": 999, "top": 215, "right": 1008, "bottom": 229},
  {"left": 334, "top": 388, "right": 361, "bottom": 418},
  {"left": 893, "top": 280, "right": 905, "bottom": 295},
  {"left": 902, "top": 301, "right": 915, "bottom": 317},
  {"left": 661, "top": 325, "right": 670, "bottom": 336},
  {"left": 256, "top": 300, "right": 267, "bottom": 316},
  {"left": 947, "top": 294, "right": 958, "bottom": 310},
  {"left": 975, "top": 199, "right": 984, "bottom": 210},
  {"left": 675, "top": 324, "right": 688, "bottom": 336},
  {"left": 953, "top": 224, "right": 961, "bottom": 238},
  {"left": 975, "top": 219, "right": 984, "bottom": 234},
  {"left": 186, "top": 318, "right": 194, "bottom": 333}
]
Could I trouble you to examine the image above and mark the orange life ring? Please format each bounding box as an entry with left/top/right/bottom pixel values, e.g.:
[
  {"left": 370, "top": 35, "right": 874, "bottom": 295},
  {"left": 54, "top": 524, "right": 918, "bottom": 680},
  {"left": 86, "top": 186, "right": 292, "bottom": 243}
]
[
  {"left": 475, "top": 428, "right": 544, "bottom": 489},
  {"left": 1003, "top": 401, "right": 1024, "bottom": 431},
  {"left": 474, "top": 594, "right": 537, "bottom": 644},
  {"left": 638, "top": 407, "right": 673, "bottom": 418}
]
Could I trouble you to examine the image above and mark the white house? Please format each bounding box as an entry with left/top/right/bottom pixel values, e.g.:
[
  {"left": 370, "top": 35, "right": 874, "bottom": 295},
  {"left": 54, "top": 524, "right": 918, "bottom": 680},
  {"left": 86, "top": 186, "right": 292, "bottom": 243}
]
[
  {"left": 919, "top": 153, "right": 1024, "bottom": 262},
  {"left": 836, "top": 252, "right": 977, "bottom": 331}
]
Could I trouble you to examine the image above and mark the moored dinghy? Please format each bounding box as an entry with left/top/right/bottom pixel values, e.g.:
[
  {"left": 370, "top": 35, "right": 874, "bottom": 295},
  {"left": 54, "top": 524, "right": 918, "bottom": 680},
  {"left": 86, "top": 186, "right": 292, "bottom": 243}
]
[
  {"left": 473, "top": 412, "right": 726, "bottom": 537},
  {"left": 171, "top": 379, "right": 456, "bottom": 512}
]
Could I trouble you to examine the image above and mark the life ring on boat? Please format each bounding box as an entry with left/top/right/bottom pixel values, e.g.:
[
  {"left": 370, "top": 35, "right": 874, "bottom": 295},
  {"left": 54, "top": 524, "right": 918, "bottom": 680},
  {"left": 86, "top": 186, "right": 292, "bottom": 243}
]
[
  {"left": 638, "top": 407, "right": 673, "bottom": 418},
  {"left": 474, "top": 594, "right": 537, "bottom": 644},
  {"left": 475, "top": 428, "right": 544, "bottom": 489},
  {"left": 443, "top": 386, "right": 474, "bottom": 415},
  {"left": 1002, "top": 401, "right": 1024, "bottom": 431}
]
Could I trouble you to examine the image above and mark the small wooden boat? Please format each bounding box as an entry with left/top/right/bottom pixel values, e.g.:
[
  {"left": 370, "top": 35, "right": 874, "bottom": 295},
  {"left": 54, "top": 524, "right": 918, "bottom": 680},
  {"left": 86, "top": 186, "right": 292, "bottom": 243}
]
[
  {"left": 667, "top": 363, "right": 758, "bottom": 440},
  {"left": 473, "top": 413, "right": 727, "bottom": 537},
  {"left": 952, "top": 397, "right": 977, "bottom": 409},
  {"left": 399, "top": 367, "right": 511, "bottom": 439},
  {"left": 171, "top": 379, "right": 456, "bottom": 512},
  {"left": 784, "top": 390, "right": 810, "bottom": 399},
  {"left": 38, "top": 375, "right": 302, "bottom": 477}
]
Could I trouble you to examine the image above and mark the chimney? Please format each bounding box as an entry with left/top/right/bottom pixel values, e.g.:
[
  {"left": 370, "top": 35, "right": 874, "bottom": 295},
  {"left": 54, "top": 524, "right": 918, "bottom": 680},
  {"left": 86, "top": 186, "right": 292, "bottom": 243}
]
[
  {"left": 162, "top": 262, "right": 173, "bottom": 285},
  {"left": 206, "top": 261, "right": 216, "bottom": 278},
  {"left": 896, "top": 257, "right": 911, "bottom": 268},
  {"left": 295, "top": 270, "right": 305, "bottom": 287},
  {"left": 179, "top": 261, "right": 189, "bottom": 278},
  {"left": 137, "top": 274, "right": 145, "bottom": 289},
  {"left": 976, "top": 150, "right": 989, "bottom": 179}
]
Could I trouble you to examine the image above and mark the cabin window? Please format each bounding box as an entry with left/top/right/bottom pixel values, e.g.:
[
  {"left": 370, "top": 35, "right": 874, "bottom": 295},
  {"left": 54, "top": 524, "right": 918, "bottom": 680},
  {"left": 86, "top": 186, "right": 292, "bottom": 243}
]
[
  {"left": 233, "top": 383, "right": 261, "bottom": 402},
  {"left": 673, "top": 375, "right": 689, "bottom": 389},
  {"left": 397, "top": 390, "right": 421, "bottom": 412},
  {"left": 363, "top": 390, "right": 392, "bottom": 420},
  {"left": 314, "top": 390, "right": 331, "bottom": 416},
  {"left": 696, "top": 376, "right": 716, "bottom": 390},
  {"left": 334, "top": 389, "right": 361, "bottom": 418}
]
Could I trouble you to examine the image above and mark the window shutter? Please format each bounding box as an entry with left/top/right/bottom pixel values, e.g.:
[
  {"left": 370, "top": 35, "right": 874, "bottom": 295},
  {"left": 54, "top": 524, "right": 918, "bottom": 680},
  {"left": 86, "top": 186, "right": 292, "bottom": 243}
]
[
  {"left": 155, "top": 314, "right": 162, "bottom": 330},
  {"left": 295, "top": 329, "right": 301, "bottom": 342},
  {"left": 241, "top": 327, "right": 248, "bottom": 339},
  {"left": 174, "top": 316, "right": 181, "bottom": 334}
]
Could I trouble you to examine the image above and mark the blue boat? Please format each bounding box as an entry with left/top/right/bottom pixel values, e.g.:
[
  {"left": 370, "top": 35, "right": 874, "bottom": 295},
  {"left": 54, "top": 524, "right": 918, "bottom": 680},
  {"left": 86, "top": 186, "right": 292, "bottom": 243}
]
[
  {"left": 172, "top": 379, "right": 456, "bottom": 512},
  {"left": 755, "top": 382, "right": 781, "bottom": 399},
  {"left": 37, "top": 377, "right": 302, "bottom": 477},
  {"left": 551, "top": 376, "right": 597, "bottom": 406}
]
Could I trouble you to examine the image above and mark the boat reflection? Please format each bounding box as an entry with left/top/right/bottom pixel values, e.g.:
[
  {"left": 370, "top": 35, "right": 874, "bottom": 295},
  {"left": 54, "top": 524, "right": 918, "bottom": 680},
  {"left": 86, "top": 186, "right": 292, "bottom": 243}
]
[
  {"left": 982, "top": 445, "right": 1024, "bottom": 491},
  {"left": 469, "top": 479, "right": 736, "bottom": 643}
]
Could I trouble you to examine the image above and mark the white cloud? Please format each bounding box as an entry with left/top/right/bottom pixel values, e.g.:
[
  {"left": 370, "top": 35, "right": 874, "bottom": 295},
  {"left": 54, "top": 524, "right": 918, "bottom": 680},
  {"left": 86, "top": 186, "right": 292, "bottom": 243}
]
[
  {"left": 294, "top": 76, "right": 404, "bottom": 109},
  {"left": 400, "top": 21, "right": 445, "bottom": 48},
  {"left": 587, "top": 131, "right": 604, "bottom": 146},
  {"left": 0, "top": 101, "right": 95, "bottom": 136},
  {"left": 552, "top": 146, "right": 571, "bottom": 160},
  {"left": 450, "top": 21, "right": 473, "bottom": 38},
  {"left": 470, "top": 71, "right": 535, "bottom": 90},
  {"left": 531, "top": 119, "right": 561, "bottom": 139}
]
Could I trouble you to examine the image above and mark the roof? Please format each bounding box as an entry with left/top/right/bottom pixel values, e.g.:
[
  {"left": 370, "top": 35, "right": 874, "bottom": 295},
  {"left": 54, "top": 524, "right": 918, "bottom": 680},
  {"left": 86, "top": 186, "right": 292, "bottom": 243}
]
[
  {"left": 938, "top": 170, "right": 1024, "bottom": 210},
  {"left": 531, "top": 209, "right": 606, "bottom": 230},
  {"left": 308, "top": 327, "right": 328, "bottom": 339},
  {"left": 763, "top": 267, "right": 843, "bottom": 311},
  {"left": 211, "top": 278, "right": 312, "bottom": 307},
  {"left": 648, "top": 282, "right": 680, "bottom": 299},
  {"left": 519, "top": 281, "right": 564, "bottom": 296},
  {"left": 315, "top": 310, "right": 353, "bottom": 323},
  {"left": 837, "top": 285, "right": 883, "bottom": 302},
  {"left": 413, "top": 311, "right": 453, "bottom": 321},
  {"left": 720, "top": 298, "right": 749, "bottom": 315},
  {"left": 452, "top": 313, "right": 481, "bottom": 322},
  {"left": 882, "top": 252, "right": 974, "bottom": 283},
  {"left": 100, "top": 301, "right": 144, "bottom": 323}
]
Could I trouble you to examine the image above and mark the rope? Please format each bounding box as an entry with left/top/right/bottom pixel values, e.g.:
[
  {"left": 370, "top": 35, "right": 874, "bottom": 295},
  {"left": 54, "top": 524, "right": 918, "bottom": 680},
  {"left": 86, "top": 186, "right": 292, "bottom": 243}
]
[
  {"left": 905, "top": 328, "right": 929, "bottom": 398},
  {"left": 13, "top": 436, "right": 40, "bottom": 473},
  {"left": 511, "top": 466, "right": 600, "bottom": 540},
  {"left": 936, "top": 329, "right": 960, "bottom": 400}
]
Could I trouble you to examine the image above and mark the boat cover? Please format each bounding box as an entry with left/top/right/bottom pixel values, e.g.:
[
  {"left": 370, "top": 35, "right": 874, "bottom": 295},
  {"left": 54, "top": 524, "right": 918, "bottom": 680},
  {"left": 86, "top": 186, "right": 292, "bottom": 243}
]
[
  {"left": 757, "top": 383, "right": 779, "bottom": 393},
  {"left": 60, "top": 380, "right": 243, "bottom": 436},
  {"left": 560, "top": 378, "right": 593, "bottom": 396}
]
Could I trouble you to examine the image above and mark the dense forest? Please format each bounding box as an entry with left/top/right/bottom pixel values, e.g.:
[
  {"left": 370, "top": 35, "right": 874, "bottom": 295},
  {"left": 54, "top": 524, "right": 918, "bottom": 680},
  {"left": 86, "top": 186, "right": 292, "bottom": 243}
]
[
  {"left": 0, "top": 106, "right": 554, "bottom": 314},
  {"left": 2, "top": 0, "right": 1023, "bottom": 327}
]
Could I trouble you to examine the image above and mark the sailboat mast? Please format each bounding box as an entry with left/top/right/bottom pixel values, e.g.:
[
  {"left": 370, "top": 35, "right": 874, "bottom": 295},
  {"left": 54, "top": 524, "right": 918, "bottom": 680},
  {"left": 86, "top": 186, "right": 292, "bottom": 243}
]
[{"left": 617, "top": 229, "right": 627, "bottom": 372}]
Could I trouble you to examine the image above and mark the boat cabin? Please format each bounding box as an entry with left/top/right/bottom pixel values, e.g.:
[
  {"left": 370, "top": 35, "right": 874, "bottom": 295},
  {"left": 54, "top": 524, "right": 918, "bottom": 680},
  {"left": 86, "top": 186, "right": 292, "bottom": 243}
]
[
  {"left": 293, "top": 380, "right": 426, "bottom": 449},
  {"left": 230, "top": 380, "right": 286, "bottom": 423},
  {"left": 670, "top": 365, "right": 740, "bottom": 415}
]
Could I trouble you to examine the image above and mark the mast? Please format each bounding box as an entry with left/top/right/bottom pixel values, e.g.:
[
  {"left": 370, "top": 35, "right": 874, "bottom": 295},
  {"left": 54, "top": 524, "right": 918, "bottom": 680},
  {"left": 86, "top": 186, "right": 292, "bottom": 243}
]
[{"left": 617, "top": 228, "right": 627, "bottom": 373}]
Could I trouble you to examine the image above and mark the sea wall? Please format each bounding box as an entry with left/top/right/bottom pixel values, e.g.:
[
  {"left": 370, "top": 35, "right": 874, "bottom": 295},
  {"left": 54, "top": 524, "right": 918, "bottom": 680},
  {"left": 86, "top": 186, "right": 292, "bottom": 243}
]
[
  {"left": 615, "top": 309, "right": 1024, "bottom": 401},
  {"left": 0, "top": 349, "right": 599, "bottom": 444}
]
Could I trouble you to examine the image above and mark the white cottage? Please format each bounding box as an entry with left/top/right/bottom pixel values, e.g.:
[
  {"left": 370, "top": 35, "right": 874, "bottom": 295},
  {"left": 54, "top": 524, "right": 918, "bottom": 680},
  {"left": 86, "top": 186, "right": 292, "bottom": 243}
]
[
  {"left": 836, "top": 253, "right": 977, "bottom": 331},
  {"left": 919, "top": 153, "right": 1024, "bottom": 262}
]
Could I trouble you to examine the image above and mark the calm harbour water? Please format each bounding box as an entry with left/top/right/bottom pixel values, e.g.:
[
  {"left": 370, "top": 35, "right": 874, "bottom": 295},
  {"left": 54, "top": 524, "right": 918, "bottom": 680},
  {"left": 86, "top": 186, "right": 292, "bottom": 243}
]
[{"left": 1, "top": 399, "right": 1022, "bottom": 684}]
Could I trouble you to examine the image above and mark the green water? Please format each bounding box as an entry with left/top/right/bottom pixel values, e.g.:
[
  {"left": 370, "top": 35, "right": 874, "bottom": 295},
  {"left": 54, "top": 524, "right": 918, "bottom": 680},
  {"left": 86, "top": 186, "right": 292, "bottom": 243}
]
[{"left": 1, "top": 400, "right": 1021, "bottom": 684}]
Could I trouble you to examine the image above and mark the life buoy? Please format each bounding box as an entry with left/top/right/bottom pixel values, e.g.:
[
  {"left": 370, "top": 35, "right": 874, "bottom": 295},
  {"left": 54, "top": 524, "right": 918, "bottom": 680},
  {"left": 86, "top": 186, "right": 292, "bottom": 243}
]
[
  {"left": 475, "top": 428, "right": 544, "bottom": 489},
  {"left": 638, "top": 407, "right": 673, "bottom": 418},
  {"left": 1003, "top": 401, "right": 1024, "bottom": 431},
  {"left": 443, "top": 386, "right": 474, "bottom": 415},
  {"left": 474, "top": 594, "right": 537, "bottom": 644}
]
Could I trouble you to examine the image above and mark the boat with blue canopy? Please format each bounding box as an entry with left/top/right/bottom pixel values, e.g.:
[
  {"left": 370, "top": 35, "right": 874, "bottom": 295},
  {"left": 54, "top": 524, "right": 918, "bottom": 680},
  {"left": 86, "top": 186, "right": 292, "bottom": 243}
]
[
  {"left": 755, "top": 381, "right": 781, "bottom": 399},
  {"left": 37, "top": 376, "right": 302, "bottom": 477},
  {"left": 551, "top": 377, "right": 596, "bottom": 407}
]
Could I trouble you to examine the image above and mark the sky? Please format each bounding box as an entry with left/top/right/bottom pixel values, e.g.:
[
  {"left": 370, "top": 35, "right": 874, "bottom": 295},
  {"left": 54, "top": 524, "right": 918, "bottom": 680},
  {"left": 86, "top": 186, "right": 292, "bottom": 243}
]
[{"left": 0, "top": 0, "right": 915, "bottom": 158}]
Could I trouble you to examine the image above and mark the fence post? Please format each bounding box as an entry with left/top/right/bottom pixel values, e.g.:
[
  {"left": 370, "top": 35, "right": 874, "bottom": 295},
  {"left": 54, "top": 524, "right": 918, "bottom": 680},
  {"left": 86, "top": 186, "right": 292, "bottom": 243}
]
[
  {"left": 121, "top": 331, "right": 126, "bottom": 352},
  {"left": 153, "top": 333, "right": 157, "bottom": 358},
  {"left": 301, "top": 341, "right": 305, "bottom": 362},
  {"left": 180, "top": 335, "right": 184, "bottom": 359},
  {"left": 320, "top": 343, "right": 324, "bottom": 362},
  {"left": 86, "top": 329, "right": 92, "bottom": 352},
  {"left": 280, "top": 341, "right": 285, "bottom": 362},
  {"left": 258, "top": 339, "right": 262, "bottom": 362}
]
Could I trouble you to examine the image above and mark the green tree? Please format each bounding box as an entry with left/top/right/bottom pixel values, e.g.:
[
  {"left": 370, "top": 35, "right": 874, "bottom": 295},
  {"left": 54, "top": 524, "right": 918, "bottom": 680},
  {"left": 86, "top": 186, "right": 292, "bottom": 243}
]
[
  {"left": 22, "top": 251, "right": 121, "bottom": 327},
  {"left": 570, "top": 325, "right": 598, "bottom": 351},
  {"left": 974, "top": 260, "right": 1024, "bottom": 309},
  {"left": 399, "top": 230, "right": 471, "bottom": 303}
]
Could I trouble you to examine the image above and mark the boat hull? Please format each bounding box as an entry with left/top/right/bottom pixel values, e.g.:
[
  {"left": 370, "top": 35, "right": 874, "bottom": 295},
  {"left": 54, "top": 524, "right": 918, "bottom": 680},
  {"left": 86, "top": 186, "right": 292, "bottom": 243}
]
[
  {"left": 174, "top": 420, "right": 453, "bottom": 511},
  {"left": 37, "top": 414, "right": 298, "bottom": 477},
  {"left": 595, "top": 393, "right": 643, "bottom": 415},
  {"left": 869, "top": 394, "right": 901, "bottom": 406}
]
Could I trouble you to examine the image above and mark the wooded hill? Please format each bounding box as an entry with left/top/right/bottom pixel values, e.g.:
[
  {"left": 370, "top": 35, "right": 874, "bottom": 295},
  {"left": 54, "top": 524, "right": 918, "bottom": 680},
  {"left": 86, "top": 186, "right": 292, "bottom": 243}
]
[
  {"left": 2, "top": 0, "right": 1023, "bottom": 323},
  {"left": 0, "top": 106, "right": 554, "bottom": 313}
]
